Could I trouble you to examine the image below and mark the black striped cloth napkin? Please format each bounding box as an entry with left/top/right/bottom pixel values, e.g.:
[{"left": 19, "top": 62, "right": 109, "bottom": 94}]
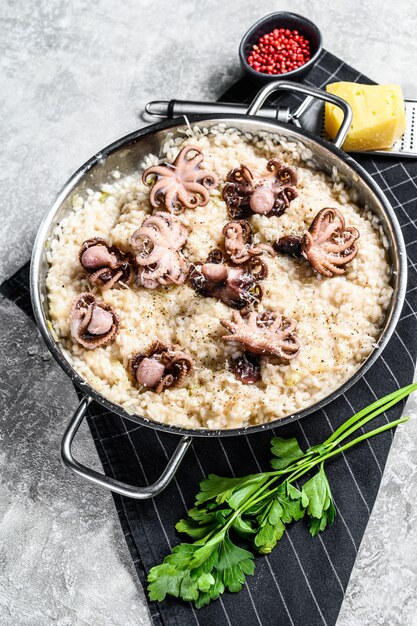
[{"left": 2, "top": 50, "right": 417, "bottom": 626}]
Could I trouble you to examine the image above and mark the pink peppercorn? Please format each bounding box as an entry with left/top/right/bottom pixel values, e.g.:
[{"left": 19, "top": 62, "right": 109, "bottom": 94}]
[{"left": 247, "top": 27, "right": 311, "bottom": 75}]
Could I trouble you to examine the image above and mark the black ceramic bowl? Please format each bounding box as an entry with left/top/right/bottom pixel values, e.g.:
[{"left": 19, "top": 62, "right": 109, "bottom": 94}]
[{"left": 239, "top": 12, "right": 323, "bottom": 83}]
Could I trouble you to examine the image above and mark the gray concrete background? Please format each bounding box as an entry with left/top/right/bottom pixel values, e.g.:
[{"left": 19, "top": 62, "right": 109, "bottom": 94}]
[{"left": 1, "top": 0, "right": 416, "bottom": 624}]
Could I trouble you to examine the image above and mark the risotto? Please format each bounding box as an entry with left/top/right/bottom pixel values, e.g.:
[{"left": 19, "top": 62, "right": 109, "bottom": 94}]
[{"left": 46, "top": 124, "right": 393, "bottom": 430}]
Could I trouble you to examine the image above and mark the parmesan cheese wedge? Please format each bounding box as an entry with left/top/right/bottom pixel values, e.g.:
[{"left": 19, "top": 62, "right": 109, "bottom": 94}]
[{"left": 325, "top": 82, "right": 406, "bottom": 151}]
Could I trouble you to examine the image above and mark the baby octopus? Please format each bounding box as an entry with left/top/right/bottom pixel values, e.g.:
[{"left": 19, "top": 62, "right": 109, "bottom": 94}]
[
  {"left": 222, "top": 220, "right": 275, "bottom": 264},
  {"left": 128, "top": 342, "right": 193, "bottom": 393},
  {"left": 275, "top": 207, "right": 360, "bottom": 277},
  {"left": 222, "top": 159, "right": 298, "bottom": 219},
  {"left": 79, "top": 238, "right": 133, "bottom": 290},
  {"left": 142, "top": 145, "right": 218, "bottom": 214},
  {"left": 189, "top": 219, "right": 273, "bottom": 311},
  {"left": 220, "top": 310, "right": 301, "bottom": 364},
  {"left": 188, "top": 257, "right": 266, "bottom": 311},
  {"left": 131, "top": 212, "right": 188, "bottom": 289},
  {"left": 69, "top": 293, "right": 119, "bottom": 349}
]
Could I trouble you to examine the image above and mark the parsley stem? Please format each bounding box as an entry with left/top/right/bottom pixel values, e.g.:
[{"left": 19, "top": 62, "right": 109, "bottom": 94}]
[
  {"left": 292, "top": 415, "right": 409, "bottom": 475},
  {"left": 279, "top": 415, "right": 408, "bottom": 484},
  {"left": 225, "top": 476, "right": 279, "bottom": 526},
  {"left": 315, "top": 416, "right": 408, "bottom": 462},
  {"left": 324, "top": 383, "right": 417, "bottom": 446},
  {"left": 330, "top": 399, "right": 410, "bottom": 447}
]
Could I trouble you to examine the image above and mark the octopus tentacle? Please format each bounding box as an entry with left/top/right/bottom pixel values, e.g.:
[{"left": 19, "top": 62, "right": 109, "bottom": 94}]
[{"left": 180, "top": 181, "right": 210, "bottom": 206}]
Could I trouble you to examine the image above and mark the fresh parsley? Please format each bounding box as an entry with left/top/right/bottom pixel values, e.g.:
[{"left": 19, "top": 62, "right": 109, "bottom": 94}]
[{"left": 148, "top": 383, "right": 417, "bottom": 608}]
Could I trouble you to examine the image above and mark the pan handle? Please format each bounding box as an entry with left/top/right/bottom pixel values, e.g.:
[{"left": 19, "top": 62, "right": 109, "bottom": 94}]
[
  {"left": 247, "top": 81, "right": 353, "bottom": 149},
  {"left": 61, "top": 396, "right": 192, "bottom": 499}
]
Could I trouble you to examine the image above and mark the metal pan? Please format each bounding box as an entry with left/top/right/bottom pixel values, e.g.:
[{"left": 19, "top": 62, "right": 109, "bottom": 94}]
[{"left": 30, "top": 82, "right": 407, "bottom": 499}]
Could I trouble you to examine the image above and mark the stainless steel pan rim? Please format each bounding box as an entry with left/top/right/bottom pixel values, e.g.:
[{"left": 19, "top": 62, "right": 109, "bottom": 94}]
[{"left": 30, "top": 81, "right": 407, "bottom": 498}]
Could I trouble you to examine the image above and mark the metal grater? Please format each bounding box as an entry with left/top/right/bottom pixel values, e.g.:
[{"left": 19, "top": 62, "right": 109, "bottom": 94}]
[
  {"left": 358, "top": 100, "right": 417, "bottom": 158},
  {"left": 146, "top": 97, "right": 417, "bottom": 159}
]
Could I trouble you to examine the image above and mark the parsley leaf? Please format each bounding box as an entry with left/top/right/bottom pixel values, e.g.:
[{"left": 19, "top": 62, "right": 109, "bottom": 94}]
[
  {"left": 148, "top": 563, "right": 182, "bottom": 602},
  {"left": 232, "top": 515, "right": 256, "bottom": 538},
  {"left": 302, "top": 464, "right": 335, "bottom": 535},
  {"left": 309, "top": 500, "right": 336, "bottom": 537},
  {"left": 217, "top": 536, "right": 255, "bottom": 592},
  {"left": 252, "top": 483, "right": 305, "bottom": 553},
  {"left": 148, "top": 534, "right": 254, "bottom": 607},
  {"left": 196, "top": 474, "right": 268, "bottom": 508},
  {"left": 270, "top": 436, "right": 305, "bottom": 469}
]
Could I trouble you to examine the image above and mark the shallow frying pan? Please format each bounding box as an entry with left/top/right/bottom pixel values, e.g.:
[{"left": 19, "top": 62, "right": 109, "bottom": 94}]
[{"left": 30, "top": 82, "right": 407, "bottom": 499}]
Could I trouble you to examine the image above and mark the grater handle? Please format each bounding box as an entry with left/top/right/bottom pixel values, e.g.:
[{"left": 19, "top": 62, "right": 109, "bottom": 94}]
[{"left": 247, "top": 81, "right": 353, "bottom": 149}]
